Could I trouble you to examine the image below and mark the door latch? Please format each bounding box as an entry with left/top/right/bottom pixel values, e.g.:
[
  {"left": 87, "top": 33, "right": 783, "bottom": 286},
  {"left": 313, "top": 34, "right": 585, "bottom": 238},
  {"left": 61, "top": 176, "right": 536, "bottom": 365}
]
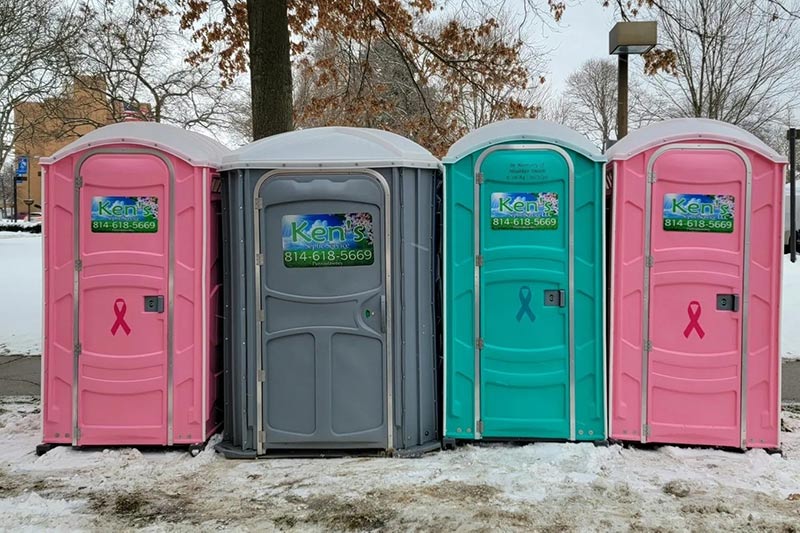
[
  {"left": 544, "top": 289, "right": 565, "bottom": 307},
  {"left": 144, "top": 295, "right": 164, "bottom": 313},
  {"left": 716, "top": 293, "right": 739, "bottom": 312}
]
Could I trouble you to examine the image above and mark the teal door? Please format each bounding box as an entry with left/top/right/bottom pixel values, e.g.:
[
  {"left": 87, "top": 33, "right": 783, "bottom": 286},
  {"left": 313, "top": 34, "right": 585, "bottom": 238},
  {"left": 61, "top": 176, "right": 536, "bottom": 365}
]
[{"left": 477, "top": 145, "right": 573, "bottom": 439}]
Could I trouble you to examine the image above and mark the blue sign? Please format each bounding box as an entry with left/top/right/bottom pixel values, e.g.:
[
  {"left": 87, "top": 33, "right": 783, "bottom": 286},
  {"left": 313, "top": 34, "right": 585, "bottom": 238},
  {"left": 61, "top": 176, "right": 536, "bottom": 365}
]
[{"left": 15, "top": 156, "right": 28, "bottom": 178}]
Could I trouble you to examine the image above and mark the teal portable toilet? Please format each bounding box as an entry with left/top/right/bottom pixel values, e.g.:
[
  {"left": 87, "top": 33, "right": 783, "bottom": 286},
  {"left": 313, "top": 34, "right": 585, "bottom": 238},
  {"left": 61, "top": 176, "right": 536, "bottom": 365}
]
[{"left": 443, "top": 119, "right": 606, "bottom": 444}]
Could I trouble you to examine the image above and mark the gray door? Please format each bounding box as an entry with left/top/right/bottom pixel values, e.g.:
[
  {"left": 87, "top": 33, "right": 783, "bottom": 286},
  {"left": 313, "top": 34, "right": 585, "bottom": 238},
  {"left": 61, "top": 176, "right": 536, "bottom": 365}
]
[{"left": 256, "top": 171, "right": 390, "bottom": 449}]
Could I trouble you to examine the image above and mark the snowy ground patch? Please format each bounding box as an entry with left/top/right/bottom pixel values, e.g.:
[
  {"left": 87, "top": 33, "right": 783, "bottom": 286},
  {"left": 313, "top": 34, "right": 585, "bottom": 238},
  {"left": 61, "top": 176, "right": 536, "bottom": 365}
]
[
  {"left": 0, "top": 233, "right": 42, "bottom": 355},
  {"left": 784, "top": 256, "right": 800, "bottom": 360},
  {"left": 1, "top": 396, "right": 800, "bottom": 530},
  {"left": 2, "top": 234, "right": 800, "bottom": 359}
]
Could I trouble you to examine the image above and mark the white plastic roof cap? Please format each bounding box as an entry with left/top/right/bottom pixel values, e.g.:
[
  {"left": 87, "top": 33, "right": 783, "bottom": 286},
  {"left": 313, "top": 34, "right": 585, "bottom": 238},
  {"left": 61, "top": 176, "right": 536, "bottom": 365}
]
[
  {"left": 606, "top": 118, "right": 787, "bottom": 163},
  {"left": 40, "top": 122, "right": 230, "bottom": 167},
  {"left": 220, "top": 126, "right": 439, "bottom": 170},
  {"left": 443, "top": 119, "right": 604, "bottom": 163}
]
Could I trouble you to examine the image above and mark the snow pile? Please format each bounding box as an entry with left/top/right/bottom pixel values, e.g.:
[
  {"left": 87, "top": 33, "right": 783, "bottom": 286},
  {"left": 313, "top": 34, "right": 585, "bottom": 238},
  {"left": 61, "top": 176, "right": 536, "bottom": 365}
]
[
  {"left": 0, "top": 221, "right": 41, "bottom": 233},
  {"left": 0, "top": 233, "right": 41, "bottom": 355},
  {"left": 1, "top": 396, "right": 799, "bottom": 530},
  {"left": 0, "top": 493, "right": 90, "bottom": 532},
  {"left": 784, "top": 256, "right": 800, "bottom": 359}
]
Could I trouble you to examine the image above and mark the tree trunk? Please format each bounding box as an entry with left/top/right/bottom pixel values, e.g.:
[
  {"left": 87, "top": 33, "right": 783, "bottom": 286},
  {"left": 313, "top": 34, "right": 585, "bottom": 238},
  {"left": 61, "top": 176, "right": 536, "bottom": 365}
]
[
  {"left": 0, "top": 175, "right": 7, "bottom": 219},
  {"left": 247, "top": 0, "right": 293, "bottom": 140}
]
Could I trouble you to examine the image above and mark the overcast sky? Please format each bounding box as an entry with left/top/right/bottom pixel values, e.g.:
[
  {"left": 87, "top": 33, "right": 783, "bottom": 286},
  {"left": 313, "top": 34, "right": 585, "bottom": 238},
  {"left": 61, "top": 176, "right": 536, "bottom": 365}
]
[{"left": 542, "top": 1, "right": 621, "bottom": 90}]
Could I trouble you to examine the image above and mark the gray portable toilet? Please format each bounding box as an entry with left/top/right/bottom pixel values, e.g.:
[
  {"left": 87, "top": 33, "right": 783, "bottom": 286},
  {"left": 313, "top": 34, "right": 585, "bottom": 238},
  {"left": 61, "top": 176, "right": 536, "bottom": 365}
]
[{"left": 217, "top": 127, "right": 441, "bottom": 457}]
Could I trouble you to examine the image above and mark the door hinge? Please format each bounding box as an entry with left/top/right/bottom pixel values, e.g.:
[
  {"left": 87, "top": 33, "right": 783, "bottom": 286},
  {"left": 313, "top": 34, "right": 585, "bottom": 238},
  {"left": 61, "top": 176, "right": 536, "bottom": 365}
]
[
  {"left": 475, "top": 255, "right": 484, "bottom": 267},
  {"left": 645, "top": 256, "right": 654, "bottom": 268},
  {"left": 74, "top": 176, "right": 83, "bottom": 188},
  {"left": 73, "top": 343, "right": 81, "bottom": 357},
  {"left": 257, "top": 431, "right": 266, "bottom": 446},
  {"left": 645, "top": 340, "right": 653, "bottom": 352},
  {"left": 74, "top": 259, "right": 83, "bottom": 272},
  {"left": 75, "top": 428, "right": 81, "bottom": 440},
  {"left": 258, "top": 369, "right": 265, "bottom": 382},
  {"left": 255, "top": 253, "right": 264, "bottom": 266},
  {"left": 257, "top": 309, "right": 265, "bottom": 322},
  {"left": 476, "top": 338, "right": 484, "bottom": 350},
  {"left": 476, "top": 172, "right": 484, "bottom": 184},
  {"left": 477, "top": 420, "right": 484, "bottom": 434},
  {"left": 254, "top": 198, "right": 264, "bottom": 209},
  {"left": 642, "top": 424, "right": 651, "bottom": 437},
  {"left": 648, "top": 172, "right": 656, "bottom": 183}
]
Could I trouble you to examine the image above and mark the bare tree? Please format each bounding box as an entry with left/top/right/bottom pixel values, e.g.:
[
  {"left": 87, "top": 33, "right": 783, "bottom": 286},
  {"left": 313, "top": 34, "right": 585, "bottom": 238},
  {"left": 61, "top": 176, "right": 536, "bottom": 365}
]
[
  {"left": 608, "top": 0, "right": 800, "bottom": 22},
  {"left": 52, "top": 0, "right": 243, "bottom": 136},
  {"left": 642, "top": 0, "right": 800, "bottom": 137},
  {"left": 538, "top": 93, "right": 572, "bottom": 125},
  {"left": 444, "top": 12, "right": 548, "bottom": 133},
  {"left": 0, "top": 164, "right": 14, "bottom": 218},
  {"left": 0, "top": 0, "right": 83, "bottom": 171},
  {"left": 563, "top": 59, "right": 617, "bottom": 148}
]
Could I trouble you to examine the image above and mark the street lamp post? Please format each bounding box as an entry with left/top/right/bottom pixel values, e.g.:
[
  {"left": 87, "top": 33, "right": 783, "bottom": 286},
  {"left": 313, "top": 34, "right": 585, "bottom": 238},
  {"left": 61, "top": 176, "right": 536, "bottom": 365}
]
[
  {"left": 790, "top": 128, "right": 797, "bottom": 263},
  {"left": 609, "top": 21, "right": 657, "bottom": 140}
]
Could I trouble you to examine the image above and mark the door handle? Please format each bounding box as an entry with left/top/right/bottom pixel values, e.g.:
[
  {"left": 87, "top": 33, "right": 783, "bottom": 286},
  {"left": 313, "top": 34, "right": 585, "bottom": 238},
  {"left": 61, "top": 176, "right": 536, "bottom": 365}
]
[
  {"left": 716, "top": 293, "right": 739, "bottom": 312},
  {"left": 380, "top": 295, "right": 387, "bottom": 333},
  {"left": 144, "top": 295, "right": 164, "bottom": 313},
  {"left": 544, "top": 289, "right": 565, "bottom": 307}
]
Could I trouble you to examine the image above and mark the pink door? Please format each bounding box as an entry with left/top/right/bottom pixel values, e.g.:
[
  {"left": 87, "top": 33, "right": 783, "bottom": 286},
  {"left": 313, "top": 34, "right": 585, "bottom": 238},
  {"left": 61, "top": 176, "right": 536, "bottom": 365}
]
[
  {"left": 75, "top": 152, "right": 171, "bottom": 446},
  {"left": 645, "top": 146, "right": 748, "bottom": 448}
]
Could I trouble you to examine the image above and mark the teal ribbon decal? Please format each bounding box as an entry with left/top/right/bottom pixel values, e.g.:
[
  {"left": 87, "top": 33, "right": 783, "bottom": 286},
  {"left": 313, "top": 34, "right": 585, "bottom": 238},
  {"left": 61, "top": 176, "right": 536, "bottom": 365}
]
[{"left": 516, "top": 286, "right": 536, "bottom": 322}]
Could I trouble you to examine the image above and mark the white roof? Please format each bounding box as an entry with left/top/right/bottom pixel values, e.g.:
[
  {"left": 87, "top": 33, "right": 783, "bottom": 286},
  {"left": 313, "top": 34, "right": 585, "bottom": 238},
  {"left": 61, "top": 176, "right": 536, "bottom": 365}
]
[
  {"left": 443, "top": 119, "right": 604, "bottom": 163},
  {"left": 220, "top": 127, "right": 439, "bottom": 170},
  {"left": 606, "top": 118, "right": 787, "bottom": 163},
  {"left": 41, "top": 122, "right": 230, "bottom": 167}
]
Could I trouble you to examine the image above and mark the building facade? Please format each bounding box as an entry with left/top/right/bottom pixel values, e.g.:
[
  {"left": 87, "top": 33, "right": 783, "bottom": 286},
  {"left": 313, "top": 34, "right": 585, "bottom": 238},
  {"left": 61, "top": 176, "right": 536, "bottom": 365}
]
[{"left": 12, "top": 76, "right": 152, "bottom": 219}]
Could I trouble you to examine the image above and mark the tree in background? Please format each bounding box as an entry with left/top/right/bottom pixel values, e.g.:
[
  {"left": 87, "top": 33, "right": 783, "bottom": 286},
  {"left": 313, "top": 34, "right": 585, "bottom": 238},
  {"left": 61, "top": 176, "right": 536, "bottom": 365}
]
[
  {"left": 607, "top": 0, "right": 800, "bottom": 21},
  {"left": 49, "top": 0, "right": 247, "bottom": 138},
  {"left": 559, "top": 57, "right": 652, "bottom": 148},
  {"left": 292, "top": 10, "right": 544, "bottom": 155},
  {"left": 0, "top": 0, "right": 83, "bottom": 171},
  {"left": 563, "top": 58, "right": 617, "bottom": 148},
  {"left": 641, "top": 0, "right": 799, "bottom": 138},
  {"left": 598, "top": 0, "right": 799, "bottom": 150},
  {"left": 0, "top": 165, "right": 14, "bottom": 218},
  {"left": 165, "top": 0, "right": 546, "bottom": 146},
  {"left": 445, "top": 13, "right": 547, "bottom": 135}
]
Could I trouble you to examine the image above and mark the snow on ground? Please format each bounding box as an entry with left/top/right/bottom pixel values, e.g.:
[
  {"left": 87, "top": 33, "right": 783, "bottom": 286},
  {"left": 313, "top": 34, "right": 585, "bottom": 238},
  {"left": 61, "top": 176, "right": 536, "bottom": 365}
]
[
  {"left": 0, "top": 397, "right": 799, "bottom": 530},
  {"left": 1, "top": 234, "right": 800, "bottom": 359},
  {"left": 0, "top": 236, "right": 800, "bottom": 359},
  {"left": 784, "top": 256, "right": 800, "bottom": 360},
  {"left": 0, "top": 233, "right": 42, "bottom": 355}
]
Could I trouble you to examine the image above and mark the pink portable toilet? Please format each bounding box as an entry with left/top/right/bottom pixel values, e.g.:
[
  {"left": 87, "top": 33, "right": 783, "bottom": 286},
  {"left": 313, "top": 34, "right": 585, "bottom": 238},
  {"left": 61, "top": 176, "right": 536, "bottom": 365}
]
[
  {"left": 37, "top": 122, "right": 229, "bottom": 453},
  {"left": 607, "top": 119, "right": 787, "bottom": 450}
]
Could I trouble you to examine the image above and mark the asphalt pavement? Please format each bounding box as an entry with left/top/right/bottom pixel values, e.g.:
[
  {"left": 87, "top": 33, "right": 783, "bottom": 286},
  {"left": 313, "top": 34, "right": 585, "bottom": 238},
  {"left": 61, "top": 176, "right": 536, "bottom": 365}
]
[
  {"left": 2, "top": 355, "right": 800, "bottom": 403},
  {"left": 0, "top": 356, "right": 40, "bottom": 395}
]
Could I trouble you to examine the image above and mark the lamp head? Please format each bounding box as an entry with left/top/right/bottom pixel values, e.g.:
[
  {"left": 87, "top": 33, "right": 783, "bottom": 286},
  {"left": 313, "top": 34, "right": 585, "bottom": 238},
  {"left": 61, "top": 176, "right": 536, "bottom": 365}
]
[{"left": 609, "top": 21, "right": 657, "bottom": 55}]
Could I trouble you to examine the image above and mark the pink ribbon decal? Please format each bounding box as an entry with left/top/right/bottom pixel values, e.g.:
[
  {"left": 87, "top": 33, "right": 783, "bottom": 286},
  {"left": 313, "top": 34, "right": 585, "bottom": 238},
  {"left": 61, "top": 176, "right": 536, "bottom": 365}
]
[
  {"left": 683, "top": 300, "right": 705, "bottom": 339},
  {"left": 111, "top": 298, "right": 131, "bottom": 336}
]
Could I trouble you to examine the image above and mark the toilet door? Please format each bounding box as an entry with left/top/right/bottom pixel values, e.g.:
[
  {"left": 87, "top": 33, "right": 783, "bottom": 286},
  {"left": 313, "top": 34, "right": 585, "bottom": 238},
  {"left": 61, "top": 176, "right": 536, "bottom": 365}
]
[
  {"left": 476, "top": 145, "right": 573, "bottom": 440},
  {"left": 644, "top": 145, "right": 749, "bottom": 448},
  {"left": 255, "top": 170, "right": 391, "bottom": 452},
  {"left": 74, "top": 150, "right": 172, "bottom": 446}
]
